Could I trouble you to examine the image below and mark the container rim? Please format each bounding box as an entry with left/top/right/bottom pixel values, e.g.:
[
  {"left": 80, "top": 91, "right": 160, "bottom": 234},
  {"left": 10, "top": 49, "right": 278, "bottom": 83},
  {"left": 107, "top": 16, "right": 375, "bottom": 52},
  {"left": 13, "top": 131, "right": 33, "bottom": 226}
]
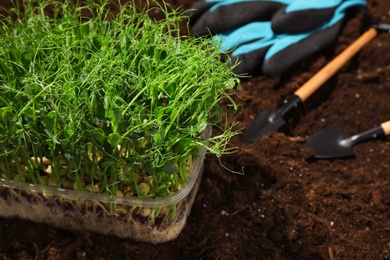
[{"left": 0, "top": 126, "right": 211, "bottom": 208}]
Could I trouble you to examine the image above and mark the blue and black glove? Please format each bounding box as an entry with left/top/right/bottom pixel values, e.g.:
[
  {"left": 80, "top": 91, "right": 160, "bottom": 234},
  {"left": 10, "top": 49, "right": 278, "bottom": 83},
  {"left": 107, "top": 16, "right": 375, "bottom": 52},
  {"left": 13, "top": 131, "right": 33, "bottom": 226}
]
[{"left": 188, "top": 0, "right": 367, "bottom": 76}]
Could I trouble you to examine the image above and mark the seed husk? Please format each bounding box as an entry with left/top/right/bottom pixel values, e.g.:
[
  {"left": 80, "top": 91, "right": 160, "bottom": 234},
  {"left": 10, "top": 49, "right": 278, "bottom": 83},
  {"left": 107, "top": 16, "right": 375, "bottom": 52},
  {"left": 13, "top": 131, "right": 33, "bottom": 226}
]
[{"left": 138, "top": 182, "right": 151, "bottom": 195}]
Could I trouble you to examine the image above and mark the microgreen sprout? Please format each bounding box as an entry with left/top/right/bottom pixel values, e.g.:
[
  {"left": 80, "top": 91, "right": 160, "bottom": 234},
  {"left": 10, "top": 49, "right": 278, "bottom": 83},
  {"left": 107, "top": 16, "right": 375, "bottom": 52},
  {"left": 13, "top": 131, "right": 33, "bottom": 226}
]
[{"left": 0, "top": 0, "right": 240, "bottom": 199}]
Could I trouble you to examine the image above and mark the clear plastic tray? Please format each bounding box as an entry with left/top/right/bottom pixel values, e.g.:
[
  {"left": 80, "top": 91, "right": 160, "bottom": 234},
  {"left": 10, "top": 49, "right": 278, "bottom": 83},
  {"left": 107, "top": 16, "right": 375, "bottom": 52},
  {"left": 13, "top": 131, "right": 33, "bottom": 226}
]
[{"left": 0, "top": 127, "right": 211, "bottom": 244}]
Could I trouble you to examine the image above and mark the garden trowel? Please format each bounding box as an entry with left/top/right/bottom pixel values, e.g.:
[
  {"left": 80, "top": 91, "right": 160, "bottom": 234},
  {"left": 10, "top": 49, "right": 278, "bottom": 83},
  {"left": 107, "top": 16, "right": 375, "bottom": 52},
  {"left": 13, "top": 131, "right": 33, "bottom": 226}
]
[
  {"left": 241, "top": 27, "right": 379, "bottom": 145},
  {"left": 301, "top": 120, "right": 390, "bottom": 159}
]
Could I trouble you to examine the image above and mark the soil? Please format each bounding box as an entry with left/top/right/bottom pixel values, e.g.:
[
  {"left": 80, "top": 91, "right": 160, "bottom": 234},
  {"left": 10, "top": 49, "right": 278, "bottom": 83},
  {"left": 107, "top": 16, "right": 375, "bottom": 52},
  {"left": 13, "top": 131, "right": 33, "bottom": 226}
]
[{"left": 1, "top": 0, "right": 390, "bottom": 259}]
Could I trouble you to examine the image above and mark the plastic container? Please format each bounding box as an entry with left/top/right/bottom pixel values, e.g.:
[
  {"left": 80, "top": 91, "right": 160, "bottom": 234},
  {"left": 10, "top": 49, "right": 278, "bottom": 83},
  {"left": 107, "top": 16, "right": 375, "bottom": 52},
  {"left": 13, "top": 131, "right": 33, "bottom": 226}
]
[{"left": 0, "top": 127, "right": 211, "bottom": 244}]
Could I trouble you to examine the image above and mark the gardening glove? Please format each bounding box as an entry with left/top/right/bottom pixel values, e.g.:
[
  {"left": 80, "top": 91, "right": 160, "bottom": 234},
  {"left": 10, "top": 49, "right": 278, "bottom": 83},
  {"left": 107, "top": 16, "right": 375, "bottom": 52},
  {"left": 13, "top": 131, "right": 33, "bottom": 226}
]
[{"left": 188, "top": 0, "right": 367, "bottom": 76}]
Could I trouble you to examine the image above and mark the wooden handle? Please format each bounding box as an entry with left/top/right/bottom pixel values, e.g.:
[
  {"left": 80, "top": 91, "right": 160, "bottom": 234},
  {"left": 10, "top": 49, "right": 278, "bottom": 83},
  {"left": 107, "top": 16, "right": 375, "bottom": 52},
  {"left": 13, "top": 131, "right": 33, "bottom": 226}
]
[
  {"left": 381, "top": 120, "right": 390, "bottom": 136},
  {"left": 295, "top": 27, "right": 378, "bottom": 102}
]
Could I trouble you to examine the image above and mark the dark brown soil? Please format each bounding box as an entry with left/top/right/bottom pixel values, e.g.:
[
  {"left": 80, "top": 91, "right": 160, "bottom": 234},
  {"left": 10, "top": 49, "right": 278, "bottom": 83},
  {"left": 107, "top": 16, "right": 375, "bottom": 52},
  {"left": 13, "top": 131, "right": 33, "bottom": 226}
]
[{"left": 1, "top": 0, "right": 390, "bottom": 259}]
